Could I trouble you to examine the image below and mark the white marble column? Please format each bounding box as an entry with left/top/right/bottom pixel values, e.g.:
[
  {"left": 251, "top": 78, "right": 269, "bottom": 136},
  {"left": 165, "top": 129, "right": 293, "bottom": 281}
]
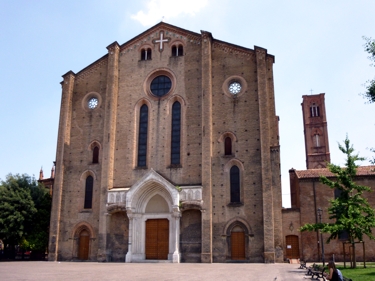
[{"left": 125, "top": 209, "right": 133, "bottom": 263}]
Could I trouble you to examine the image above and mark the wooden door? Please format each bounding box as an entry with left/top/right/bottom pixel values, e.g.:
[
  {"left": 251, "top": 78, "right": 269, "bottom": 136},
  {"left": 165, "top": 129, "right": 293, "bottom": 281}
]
[
  {"left": 231, "top": 231, "right": 245, "bottom": 260},
  {"left": 78, "top": 230, "right": 89, "bottom": 260},
  {"left": 285, "top": 235, "right": 299, "bottom": 259},
  {"left": 146, "top": 219, "right": 169, "bottom": 260}
]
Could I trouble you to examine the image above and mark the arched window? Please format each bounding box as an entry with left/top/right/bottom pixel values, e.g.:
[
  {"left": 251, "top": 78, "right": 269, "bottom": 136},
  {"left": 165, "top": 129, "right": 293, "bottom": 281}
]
[
  {"left": 137, "top": 104, "right": 148, "bottom": 167},
  {"left": 141, "top": 48, "right": 152, "bottom": 60},
  {"left": 230, "top": 166, "right": 240, "bottom": 203},
  {"left": 310, "top": 103, "right": 320, "bottom": 117},
  {"left": 225, "top": 137, "right": 232, "bottom": 155},
  {"left": 84, "top": 176, "right": 93, "bottom": 209},
  {"left": 171, "top": 101, "right": 181, "bottom": 165},
  {"left": 314, "top": 134, "right": 320, "bottom": 147},
  {"left": 172, "top": 45, "right": 183, "bottom": 57},
  {"left": 92, "top": 146, "right": 99, "bottom": 163}
]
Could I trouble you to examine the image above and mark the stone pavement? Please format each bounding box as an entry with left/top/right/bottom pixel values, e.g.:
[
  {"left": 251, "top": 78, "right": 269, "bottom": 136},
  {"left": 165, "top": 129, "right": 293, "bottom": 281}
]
[{"left": 0, "top": 262, "right": 311, "bottom": 281}]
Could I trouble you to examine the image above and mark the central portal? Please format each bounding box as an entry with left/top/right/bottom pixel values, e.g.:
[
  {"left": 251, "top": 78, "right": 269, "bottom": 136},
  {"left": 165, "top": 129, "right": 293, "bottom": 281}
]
[{"left": 145, "top": 219, "right": 169, "bottom": 260}]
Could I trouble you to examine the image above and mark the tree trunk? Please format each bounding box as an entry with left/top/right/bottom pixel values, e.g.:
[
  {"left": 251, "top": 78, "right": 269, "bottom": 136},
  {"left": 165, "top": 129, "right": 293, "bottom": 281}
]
[{"left": 352, "top": 242, "right": 357, "bottom": 268}]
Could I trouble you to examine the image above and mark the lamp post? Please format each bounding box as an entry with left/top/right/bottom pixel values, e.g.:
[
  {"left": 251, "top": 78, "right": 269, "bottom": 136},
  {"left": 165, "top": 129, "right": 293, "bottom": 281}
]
[{"left": 317, "top": 208, "right": 325, "bottom": 266}]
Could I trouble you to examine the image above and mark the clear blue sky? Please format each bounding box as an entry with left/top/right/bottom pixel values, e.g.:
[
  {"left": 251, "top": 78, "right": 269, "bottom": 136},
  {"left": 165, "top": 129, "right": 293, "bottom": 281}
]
[{"left": 1, "top": 0, "right": 374, "bottom": 207}]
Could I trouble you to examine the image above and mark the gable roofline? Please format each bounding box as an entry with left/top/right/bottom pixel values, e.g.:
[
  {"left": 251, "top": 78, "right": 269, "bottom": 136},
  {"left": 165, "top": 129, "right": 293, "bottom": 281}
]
[
  {"left": 119, "top": 21, "right": 202, "bottom": 52},
  {"left": 69, "top": 22, "right": 275, "bottom": 80}
]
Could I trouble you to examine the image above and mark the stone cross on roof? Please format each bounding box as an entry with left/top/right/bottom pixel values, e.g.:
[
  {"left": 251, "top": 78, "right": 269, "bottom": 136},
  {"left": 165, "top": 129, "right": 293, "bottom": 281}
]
[{"left": 153, "top": 31, "right": 170, "bottom": 52}]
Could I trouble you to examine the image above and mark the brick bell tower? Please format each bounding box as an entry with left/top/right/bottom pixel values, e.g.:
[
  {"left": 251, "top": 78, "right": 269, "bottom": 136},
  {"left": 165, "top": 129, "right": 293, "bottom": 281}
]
[{"left": 301, "top": 93, "right": 330, "bottom": 169}]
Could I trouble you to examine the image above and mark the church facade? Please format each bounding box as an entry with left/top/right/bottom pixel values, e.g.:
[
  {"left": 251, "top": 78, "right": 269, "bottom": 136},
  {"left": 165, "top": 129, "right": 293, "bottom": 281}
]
[{"left": 48, "top": 22, "right": 283, "bottom": 263}]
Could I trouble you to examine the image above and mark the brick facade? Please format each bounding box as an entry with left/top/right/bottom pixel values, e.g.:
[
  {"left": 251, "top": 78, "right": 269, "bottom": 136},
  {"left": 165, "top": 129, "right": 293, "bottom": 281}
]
[
  {"left": 284, "top": 168, "right": 375, "bottom": 262},
  {"left": 48, "top": 22, "right": 283, "bottom": 263}
]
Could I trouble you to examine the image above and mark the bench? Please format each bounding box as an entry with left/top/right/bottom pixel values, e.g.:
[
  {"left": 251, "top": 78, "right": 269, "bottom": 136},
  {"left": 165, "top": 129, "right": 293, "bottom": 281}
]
[
  {"left": 305, "top": 263, "right": 317, "bottom": 276},
  {"left": 299, "top": 260, "right": 307, "bottom": 269},
  {"left": 310, "top": 267, "right": 325, "bottom": 280}
]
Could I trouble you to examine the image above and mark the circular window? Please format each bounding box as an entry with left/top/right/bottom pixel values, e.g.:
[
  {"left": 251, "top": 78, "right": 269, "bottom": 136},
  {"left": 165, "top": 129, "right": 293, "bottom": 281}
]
[
  {"left": 222, "top": 76, "right": 247, "bottom": 98},
  {"left": 150, "top": 75, "right": 172, "bottom": 97},
  {"left": 229, "top": 82, "right": 242, "bottom": 95},
  {"left": 82, "top": 92, "right": 102, "bottom": 111},
  {"left": 88, "top": 97, "right": 99, "bottom": 109}
]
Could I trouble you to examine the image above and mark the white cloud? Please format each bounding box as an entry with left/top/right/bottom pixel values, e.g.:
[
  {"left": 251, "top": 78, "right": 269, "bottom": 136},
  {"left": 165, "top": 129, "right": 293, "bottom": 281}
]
[{"left": 131, "top": 0, "right": 209, "bottom": 26}]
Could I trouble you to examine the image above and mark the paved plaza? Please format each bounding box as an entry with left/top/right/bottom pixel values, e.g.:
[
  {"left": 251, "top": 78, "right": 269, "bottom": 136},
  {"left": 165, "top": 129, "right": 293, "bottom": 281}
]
[{"left": 0, "top": 261, "right": 311, "bottom": 281}]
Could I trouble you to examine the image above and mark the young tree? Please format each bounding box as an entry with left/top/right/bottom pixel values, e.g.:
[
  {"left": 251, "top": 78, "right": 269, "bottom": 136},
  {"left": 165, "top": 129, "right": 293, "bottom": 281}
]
[
  {"left": 362, "top": 36, "right": 375, "bottom": 103},
  {"left": 300, "top": 136, "right": 375, "bottom": 268}
]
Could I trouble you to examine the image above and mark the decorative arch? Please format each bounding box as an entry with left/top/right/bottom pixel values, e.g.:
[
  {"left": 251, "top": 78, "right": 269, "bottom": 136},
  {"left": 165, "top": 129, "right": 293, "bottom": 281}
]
[
  {"left": 126, "top": 169, "right": 178, "bottom": 213},
  {"left": 72, "top": 221, "right": 95, "bottom": 238},
  {"left": 223, "top": 158, "right": 245, "bottom": 173},
  {"left": 218, "top": 131, "right": 237, "bottom": 143},
  {"left": 310, "top": 128, "right": 323, "bottom": 137},
  {"left": 223, "top": 217, "right": 253, "bottom": 236},
  {"left": 169, "top": 39, "right": 185, "bottom": 46},
  {"left": 165, "top": 94, "right": 186, "bottom": 114},
  {"left": 79, "top": 170, "right": 97, "bottom": 181},
  {"left": 88, "top": 140, "right": 102, "bottom": 151},
  {"left": 125, "top": 169, "right": 181, "bottom": 263},
  {"left": 223, "top": 218, "right": 253, "bottom": 261},
  {"left": 134, "top": 98, "right": 153, "bottom": 112},
  {"left": 71, "top": 221, "right": 95, "bottom": 261}
]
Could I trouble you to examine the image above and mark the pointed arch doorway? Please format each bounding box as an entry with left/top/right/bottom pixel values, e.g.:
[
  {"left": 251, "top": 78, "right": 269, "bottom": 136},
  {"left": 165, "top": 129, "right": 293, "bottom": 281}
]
[{"left": 125, "top": 169, "right": 181, "bottom": 263}]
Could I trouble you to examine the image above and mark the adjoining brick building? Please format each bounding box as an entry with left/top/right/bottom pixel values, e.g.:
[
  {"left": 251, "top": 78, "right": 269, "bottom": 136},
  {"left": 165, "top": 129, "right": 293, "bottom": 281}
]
[
  {"left": 282, "top": 93, "right": 375, "bottom": 262},
  {"left": 48, "top": 22, "right": 283, "bottom": 263}
]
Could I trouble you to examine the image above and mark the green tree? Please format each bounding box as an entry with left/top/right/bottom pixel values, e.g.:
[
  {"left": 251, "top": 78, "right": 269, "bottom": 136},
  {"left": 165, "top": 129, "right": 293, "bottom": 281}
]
[
  {"left": 300, "top": 137, "right": 375, "bottom": 268},
  {"left": 27, "top": 183, "right": 51, "bottom": 253},
  {"left": 362, "top": 36, "right": 375, "bottom": 103},
  {"left": 0, "top": 174, "right": 37, "bottom": 255}
]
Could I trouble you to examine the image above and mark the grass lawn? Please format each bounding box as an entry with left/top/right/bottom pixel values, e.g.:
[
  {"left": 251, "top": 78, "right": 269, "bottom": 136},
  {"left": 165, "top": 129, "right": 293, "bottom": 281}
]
[{"left": 337, "top": 263, "right": 375, "bottom": 281}]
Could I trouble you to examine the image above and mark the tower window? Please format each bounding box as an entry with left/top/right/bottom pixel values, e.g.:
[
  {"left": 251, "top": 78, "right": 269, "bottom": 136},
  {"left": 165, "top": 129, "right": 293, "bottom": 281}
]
[
  {"left": 141, "top": 48, "right": 152, "bottom": 60},
  {"left": 230, "top": 165, "right": 240, "bottom": 203},
  {"left": 310, "top": 103, "right": 320, "bottom": 117},
  {"left": 172, "top": 45, "right": 183, "bottom": 57},
  {"left": 137, "top": 104, "right": 148, "bottom": 167},
  {"left": 84, "top": 176, "right": 93, "bottom": 209},
  {"left": 171, "top": 101, "right": 181, "bottom": 165},
  {"left": 314, "top": 134, "right": 320, "bottom": 147},
  {"left": 225, "top": 137, "right": 232, "bottom": 155},
  {"left": 92, "top": 146, "right": 99, "bottom": 163}
]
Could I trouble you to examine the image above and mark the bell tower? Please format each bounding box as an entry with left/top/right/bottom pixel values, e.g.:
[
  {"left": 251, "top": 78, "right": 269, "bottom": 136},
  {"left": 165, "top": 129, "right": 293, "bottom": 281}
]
[{"left": 301, "top": 93, "right": 330, "bottom": 169}]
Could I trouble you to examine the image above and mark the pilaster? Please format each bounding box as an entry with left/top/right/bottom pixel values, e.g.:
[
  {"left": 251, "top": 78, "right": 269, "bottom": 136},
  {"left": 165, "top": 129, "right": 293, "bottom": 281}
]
[
  {"left": 266, "top": 55, "right": 284, "bottom": 262},
  {"left": 200, "top": 30, "right": 213, "bottom": 263},
  {"left": 97, "top": 41, "right": 120, "bottom": 262},
  {"left": 48, "top": 70, "right": 75, "bottom": 261},
  {"left": 255, "top": 46, "right": 275, "bottom": 263}
]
